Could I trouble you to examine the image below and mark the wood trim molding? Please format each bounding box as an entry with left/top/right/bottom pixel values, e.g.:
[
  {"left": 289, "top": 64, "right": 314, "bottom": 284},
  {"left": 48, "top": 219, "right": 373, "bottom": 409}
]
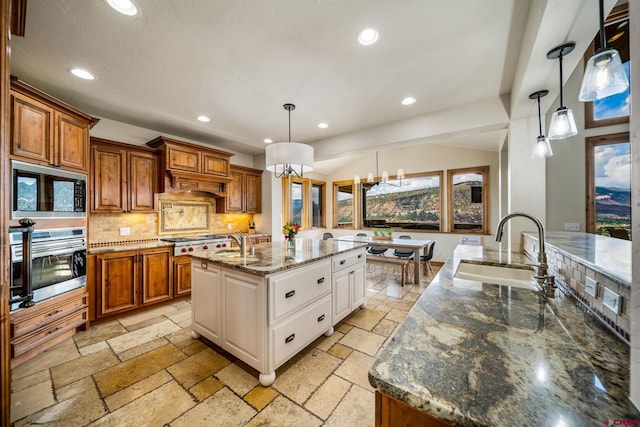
[
  {"left": 9, "top": 0, "right": 25, "bottom": 37},
  {"left": 2, "top": 0, "right": 12, "bottom": 423}
]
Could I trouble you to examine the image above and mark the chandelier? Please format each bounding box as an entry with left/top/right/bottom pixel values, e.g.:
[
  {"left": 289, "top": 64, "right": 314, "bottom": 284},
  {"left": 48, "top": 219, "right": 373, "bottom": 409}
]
[{"left": 354, "top": 152, "right": 404, "bottom": 187}]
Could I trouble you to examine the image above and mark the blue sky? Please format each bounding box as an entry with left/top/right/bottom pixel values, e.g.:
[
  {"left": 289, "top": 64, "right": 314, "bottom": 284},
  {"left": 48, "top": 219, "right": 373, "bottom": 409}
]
[{"left": 595, "top": 142, "right": 630, "bottom": 189}]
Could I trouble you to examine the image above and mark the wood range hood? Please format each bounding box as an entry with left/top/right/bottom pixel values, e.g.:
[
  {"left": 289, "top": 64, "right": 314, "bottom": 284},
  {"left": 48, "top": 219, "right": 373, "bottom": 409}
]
[{"left": 147, "top": 136, "right": 234, "bottom": 198}]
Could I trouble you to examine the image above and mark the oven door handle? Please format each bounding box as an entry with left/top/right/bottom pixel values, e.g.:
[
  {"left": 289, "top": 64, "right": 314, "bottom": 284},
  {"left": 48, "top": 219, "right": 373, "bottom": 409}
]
[{"left": 13, "top": 245, "right": 86, "bottom": 261}]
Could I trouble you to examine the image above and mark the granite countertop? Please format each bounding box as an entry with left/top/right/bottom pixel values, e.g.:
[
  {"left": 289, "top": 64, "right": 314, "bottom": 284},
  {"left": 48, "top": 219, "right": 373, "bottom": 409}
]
[
  {"left": 88, "top": 240, "right": 175, "bottom": 255},
  {"left": 369, "top": 244, "right": 639, "bottom": 426},
  {"left": 190, "top": 238, "right": 367, "bottom": 276},
  {"left": 524, "top": 231, "right": 631, "bottom": 285}
]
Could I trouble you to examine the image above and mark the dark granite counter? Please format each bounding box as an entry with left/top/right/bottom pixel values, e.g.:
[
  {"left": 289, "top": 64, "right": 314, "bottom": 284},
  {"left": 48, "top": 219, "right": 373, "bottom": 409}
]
[
  {"left": 524, "top": 231, "right": 631, "bottom": 286},
  {"left": 190, "top": 238, "right": 367, "bottom": 276},
  {"left": 369, "top": 244, "right": 639, "bottom": 426},
  {"left": 88, "top": 240, "right": 175, "bottom": 254}
]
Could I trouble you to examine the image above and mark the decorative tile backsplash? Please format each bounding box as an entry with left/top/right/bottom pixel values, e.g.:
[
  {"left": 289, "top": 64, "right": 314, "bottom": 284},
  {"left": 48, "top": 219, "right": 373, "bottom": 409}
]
[
  {"left": 89, "top": 194, "right": 256, "bottom": 244},
  {"left": 523, "top": 234, "right": 630, "bottom": 344}
]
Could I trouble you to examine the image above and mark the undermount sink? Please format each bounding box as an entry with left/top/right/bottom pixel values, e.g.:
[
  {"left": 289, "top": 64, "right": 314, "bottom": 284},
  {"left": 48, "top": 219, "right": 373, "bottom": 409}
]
[{"left": 454, "top": 260, "right": 536, "bottom": 289}]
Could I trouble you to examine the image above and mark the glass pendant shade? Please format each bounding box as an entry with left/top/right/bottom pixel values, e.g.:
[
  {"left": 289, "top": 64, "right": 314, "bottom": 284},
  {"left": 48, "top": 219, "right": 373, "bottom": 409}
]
[
  {"left": 532, "top": 136, "right": 553, "bottom": 158},
  {"left": 265, "top": 142, "right": 314, "bottom": 177},
  {"left": 579, "top": 48, "right": 629, "bottom": 101},
  {"left": 547, "top": 107, "right": 577, "bottom": 140}
]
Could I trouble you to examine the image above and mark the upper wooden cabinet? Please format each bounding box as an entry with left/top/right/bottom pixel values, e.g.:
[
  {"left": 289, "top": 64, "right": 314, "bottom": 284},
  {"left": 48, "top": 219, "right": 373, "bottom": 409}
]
[
  {"left": 10, "top": 76, "right": 99, "bottom": 173},
  {"left": 217, "top": 165, "right": 263, "bottom": 213},
  {"left": 90, "top": 138, "right": 158, "bottom": 213},
  {"left": 146, "top": 136, "right": 234, "bottom": 196}
]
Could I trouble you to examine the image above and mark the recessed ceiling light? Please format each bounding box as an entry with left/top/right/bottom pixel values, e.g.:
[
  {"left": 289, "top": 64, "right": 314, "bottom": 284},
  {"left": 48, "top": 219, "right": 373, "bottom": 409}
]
[
  {"left": 358, "top": 28, "right": 379, "bottom": 46},
  {"left": 106, "top": 0, "right": 138, "bottom": 16},
  {"left": 197, "top": 115, "right": 210, "bottom": 123},
  {"left": 70, "top": 68, "right": 95, "bottom": 80},
  {"left": 401, "top": 97, "right": 416, "bottom": 106},
  {"left": 318, "top": 123, "right": 328, "bottom": 129},
  {"left": 264, "top": 138, "right": 273, "bottom": 144}
]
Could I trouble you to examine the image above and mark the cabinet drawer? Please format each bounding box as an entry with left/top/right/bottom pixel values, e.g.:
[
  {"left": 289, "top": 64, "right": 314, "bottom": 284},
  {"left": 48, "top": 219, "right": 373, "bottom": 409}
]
[
  {"left": 11, "top": 308, "right": 87, "bottom": 358},
  {"left": 332, "top": 248, "right": 366, "bottom": 272},
  {"left": 269, "top": 259, "right": 331, "bottom": 323},
  {"left": 10, "top": 290, "right": 87, "bottom": 338},
  {"left": 271, "top": 295, "right": 332, "bottom": 369}
]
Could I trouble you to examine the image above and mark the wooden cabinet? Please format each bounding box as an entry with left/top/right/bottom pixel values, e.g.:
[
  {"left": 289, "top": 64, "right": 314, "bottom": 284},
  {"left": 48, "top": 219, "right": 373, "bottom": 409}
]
[
  {"left": 96, "top": 247, "right": 172, "bottom": 318},
  {"left": 332, "top": 248, "right": 367, "bottom": 324},
  {"left": 146, "top": 136, "right": 234, "bottom": 196},
  {"left": 10, "top": 288, "right": 88, "bottom": 366},
  {"left": 229, "top": 235, "right": 271, "bottom": 249},
  {"left": 173, "top": 255, "right": 192, "bottom": 296},
  {"left": 10, "top": 76, "right": 98, "bottom": 173},
  {"left": 217, "top": 165, "right": 263, "bottom": 213},
  {"left": 90, "top": 138, "right": 158, "bottom": 213},
  {"left": 375, "top": 391, "right": 450, "bottom": 427}
]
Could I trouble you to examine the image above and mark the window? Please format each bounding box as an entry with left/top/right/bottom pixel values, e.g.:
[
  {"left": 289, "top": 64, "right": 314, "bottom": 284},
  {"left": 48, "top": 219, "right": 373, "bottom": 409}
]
[
  {"left": 586, "top": 133, "right": 631, "bottom": 238},
  {"left": 447, "top": 166, "right": 489, "bottom": 233},
  {"left": 584, "top": 4, "right": 630, "bottom": 129},
  {"left": 282, "top": 177, "right": 325, "bottom": 229},
  {"left": 311, "top": 180, "right": 326, "bottom": 228},
  {"left": 333, "top": 181, "right": 356, "bottom": 229},
  {"left": 361, "top": 172, "right": 442, "bottom": 231}
]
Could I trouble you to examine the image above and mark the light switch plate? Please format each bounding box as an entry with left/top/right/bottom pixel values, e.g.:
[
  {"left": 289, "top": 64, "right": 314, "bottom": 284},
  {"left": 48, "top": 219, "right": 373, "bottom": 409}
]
[
  {"left": 564, "top": 223, "right": 580, "bottom": 231},
  {"left": 585, "top": 277, "right": 597, "bottom": 297},
  {"left": 603, "top": 287, "right": 621, "bottom": 314},
  {"left": 120, "top": 227, "right": 131, "bottom": 236}
]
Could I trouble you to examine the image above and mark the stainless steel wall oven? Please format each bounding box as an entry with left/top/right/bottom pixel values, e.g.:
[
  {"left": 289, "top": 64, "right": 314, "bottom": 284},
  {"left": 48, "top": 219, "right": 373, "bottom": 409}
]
[{"left": 9, "top": 227, "right": 87, "bottom": 311}]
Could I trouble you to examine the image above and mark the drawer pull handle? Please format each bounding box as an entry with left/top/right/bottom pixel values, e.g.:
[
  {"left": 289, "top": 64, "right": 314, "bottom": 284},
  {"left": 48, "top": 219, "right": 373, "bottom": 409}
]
[
  {"left": 47, "top": 327, "right": 61, "bottom": 335},
  {"left": 285, "top": 333, "right": 295, "bottom": 344},
  {"left": 317, "top": 314, "right": 325, "bottom": 322},
  {"left": 317, "top": 277, "right": 325, "bottom": 284},
  {"left": 47, "top": 309, "right": 62, "bottom": 317},
  {"left": 285, "top": 290, "right": 295, "bottom": 299},
  {"left": 340, "top": 260, "right": 346, "bottom": 265}
]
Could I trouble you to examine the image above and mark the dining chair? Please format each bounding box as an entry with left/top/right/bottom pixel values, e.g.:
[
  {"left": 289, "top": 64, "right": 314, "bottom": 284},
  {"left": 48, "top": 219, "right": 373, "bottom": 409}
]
[
  {"left": 414, "top": 241, "right": 436, "bottom": 280},
  {"left": 607, "top": 228, "right": 630, "bottom": 240},
  {"left": 322, "top": 232, "right": 334, "bottom": 240}
]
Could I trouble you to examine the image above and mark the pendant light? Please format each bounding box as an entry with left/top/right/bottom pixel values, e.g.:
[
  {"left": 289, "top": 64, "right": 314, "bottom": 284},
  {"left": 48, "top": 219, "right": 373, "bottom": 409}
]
[
  {"left": 547, "top": 43, "right": 578, "bottom": 140},
  {"left": 579, "top": 0, "right": 629, "bottom": 101},
  {"left": 265, "top": 104, "right": 314, "bottom": 179},
  {"left": 354, "top": 151, "right": 404, "bottom": 187},
  {"left": 529, "top": 90, "right": 553, "bottom": 159}
]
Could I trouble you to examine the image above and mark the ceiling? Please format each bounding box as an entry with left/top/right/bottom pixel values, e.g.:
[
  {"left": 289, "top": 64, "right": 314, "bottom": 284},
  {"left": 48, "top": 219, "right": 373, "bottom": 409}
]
[{"left": 10, "top": 1, "right": 610, "bottom": 174}]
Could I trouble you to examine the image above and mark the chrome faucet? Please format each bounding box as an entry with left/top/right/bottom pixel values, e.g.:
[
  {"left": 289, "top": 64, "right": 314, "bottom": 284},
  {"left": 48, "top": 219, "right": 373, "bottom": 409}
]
[
  {"left": 228, "top": 231, "right": 255, "bottom": 256},
  {"left": 495, "top": 212, "right": 556, "bottom": 297}
]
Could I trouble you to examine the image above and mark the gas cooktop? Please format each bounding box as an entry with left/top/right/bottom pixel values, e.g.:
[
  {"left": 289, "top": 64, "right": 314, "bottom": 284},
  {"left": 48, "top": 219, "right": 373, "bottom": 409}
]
[{"left": 161, "top": 234, "right": 229, "bottom": 243}]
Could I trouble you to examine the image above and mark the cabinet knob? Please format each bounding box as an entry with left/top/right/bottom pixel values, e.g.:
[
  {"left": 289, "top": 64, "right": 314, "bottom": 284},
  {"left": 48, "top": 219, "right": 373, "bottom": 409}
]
[
  {"left": 285, "top": 290, "right": 295, "bottom": 299},
  {"left": 285, "top": 333, "right": 295, "bottom": 344}
]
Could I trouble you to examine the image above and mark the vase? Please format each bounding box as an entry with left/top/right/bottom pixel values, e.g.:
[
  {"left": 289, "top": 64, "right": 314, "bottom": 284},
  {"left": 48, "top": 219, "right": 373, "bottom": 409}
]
[{"left": 287, "top": 236, "right": 296, "bottom": 249}]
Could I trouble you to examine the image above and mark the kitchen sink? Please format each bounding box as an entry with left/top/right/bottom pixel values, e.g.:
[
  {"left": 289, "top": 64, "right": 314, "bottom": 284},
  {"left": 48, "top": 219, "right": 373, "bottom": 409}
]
[{"left": 454, "top": 260, "right": 536, "bottom": 289}]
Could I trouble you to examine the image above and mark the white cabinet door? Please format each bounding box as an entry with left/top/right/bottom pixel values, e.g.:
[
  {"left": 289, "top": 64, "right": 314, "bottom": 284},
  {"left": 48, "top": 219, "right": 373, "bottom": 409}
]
[
  {"left": 222, "top": 269, "right": 266, "bottom": 371},
  {"left": 191, "top": 261, "right": 222, "bottom": 345},
  {"left": 332, "top": 268, "right": 351, "bottom": 324},
  {"left": 351, "top": 263, "right": 366, "bottom": 308}
]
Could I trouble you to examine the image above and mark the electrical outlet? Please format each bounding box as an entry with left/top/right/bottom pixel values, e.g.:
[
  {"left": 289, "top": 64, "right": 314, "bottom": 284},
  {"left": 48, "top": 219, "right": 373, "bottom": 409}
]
[
  {"left": 564, "top": 223, "right": 580, "bottom": 231},
  {"left": 603, "top": 287, "right": 621, "bottom": 314},
  {"left": 585, "top": 276, "right": 597, "bottom": 297},
  {"left": 120, "top": 227, "right": 131, "bottom": 236},
  {"left": 227, "top": 223, "right": 232, "bottom": 230}
]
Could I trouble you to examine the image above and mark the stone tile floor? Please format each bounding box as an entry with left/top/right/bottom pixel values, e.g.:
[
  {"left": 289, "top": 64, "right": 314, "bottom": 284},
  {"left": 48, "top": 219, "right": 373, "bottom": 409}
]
[{"left": 10, "top": 265, "right": 438, "bottom": 426}]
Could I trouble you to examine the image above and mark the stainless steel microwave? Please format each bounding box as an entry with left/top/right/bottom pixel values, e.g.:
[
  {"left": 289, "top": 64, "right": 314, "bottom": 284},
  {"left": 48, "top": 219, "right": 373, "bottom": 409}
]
[{"left": 11, "top": 160, "right": 87, "bottom": 219}]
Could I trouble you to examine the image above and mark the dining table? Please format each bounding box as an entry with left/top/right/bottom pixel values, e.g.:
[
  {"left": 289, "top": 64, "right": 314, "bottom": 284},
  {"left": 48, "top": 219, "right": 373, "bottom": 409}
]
[{"left": 334, "top": 235, "right": 432, "bottom": 284}]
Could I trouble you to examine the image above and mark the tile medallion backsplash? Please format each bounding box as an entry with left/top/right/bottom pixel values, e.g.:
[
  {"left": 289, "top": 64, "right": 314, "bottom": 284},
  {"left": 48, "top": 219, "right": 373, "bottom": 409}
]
[{"left": 159, "top": 200, "right": 211, "bottom": 235}]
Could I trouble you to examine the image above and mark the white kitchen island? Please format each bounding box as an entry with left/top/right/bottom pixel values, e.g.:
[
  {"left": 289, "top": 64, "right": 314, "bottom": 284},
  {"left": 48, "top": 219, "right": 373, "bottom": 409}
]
[{"left": 189, "top": 238, "right": 367, "bottom": 386}]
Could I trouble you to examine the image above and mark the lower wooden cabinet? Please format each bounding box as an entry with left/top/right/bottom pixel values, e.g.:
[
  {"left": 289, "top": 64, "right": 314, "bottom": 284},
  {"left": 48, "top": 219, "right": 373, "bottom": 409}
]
[
  {"left": 10, "top": 288, "right": 88, "bottom": 366},
  {"left": 96, "top": 247, "right": 172, "bottom": 318},
  {"left": 375, "top": 391, "right": 450, "bottom": 427},
  {"left": 173, "top": 255, "right": 192, "bottom": 296}
]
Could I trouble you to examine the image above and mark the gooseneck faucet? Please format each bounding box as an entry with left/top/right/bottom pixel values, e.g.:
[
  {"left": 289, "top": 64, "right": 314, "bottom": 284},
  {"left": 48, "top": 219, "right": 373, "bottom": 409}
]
[
  {"left": 495, "top": 212, "right": 556, "bottom": 297},
  {"left": 228, "top": 231, "right": 255, "bottom": 256}
]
